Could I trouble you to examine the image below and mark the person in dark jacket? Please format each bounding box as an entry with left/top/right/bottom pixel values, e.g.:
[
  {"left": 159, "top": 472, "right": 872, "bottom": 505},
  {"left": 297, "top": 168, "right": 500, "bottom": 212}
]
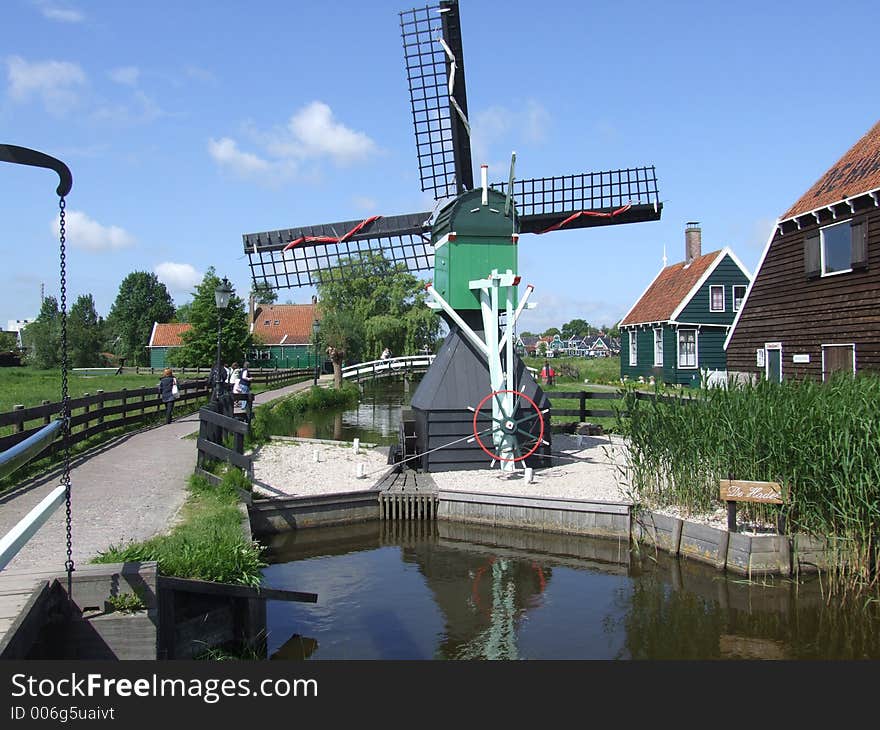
[{"left": 158, "top": 367, "right": 178, "bottom": 424}]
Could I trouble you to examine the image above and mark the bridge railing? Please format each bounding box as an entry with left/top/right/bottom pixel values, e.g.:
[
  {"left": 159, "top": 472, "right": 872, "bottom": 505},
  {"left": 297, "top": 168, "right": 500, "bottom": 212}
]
[{"left": 341, "top": 355, "right": 435, "bottom": 381}]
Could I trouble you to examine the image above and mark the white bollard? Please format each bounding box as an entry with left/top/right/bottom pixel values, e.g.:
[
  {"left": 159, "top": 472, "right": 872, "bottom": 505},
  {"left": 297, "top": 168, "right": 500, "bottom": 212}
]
[
  {"left": 524, "top": 467, "right": 534, "bottom": 484},
  {"left": 356, "top": 463, "right": 366, "bottom": 479},
  {"left": 313, "top": 449, "right": 321, "bottom": 463},
  {"left": 353, "top": 438, "right": 360, "bottom": 455}
]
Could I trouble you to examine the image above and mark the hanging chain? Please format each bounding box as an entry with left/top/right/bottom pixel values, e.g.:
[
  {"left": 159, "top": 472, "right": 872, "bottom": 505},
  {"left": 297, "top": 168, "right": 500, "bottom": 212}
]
[{"left": 59, "top": 196, "right": 74, "bottom": 596}]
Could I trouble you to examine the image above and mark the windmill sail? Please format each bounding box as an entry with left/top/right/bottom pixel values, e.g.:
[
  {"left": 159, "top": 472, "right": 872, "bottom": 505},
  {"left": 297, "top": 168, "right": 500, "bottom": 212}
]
[
  {"left": 243, "top": 212, "right": 434, "bottom": 289},
  {"left": 400, "top": 0, "right": 473, "bottom": 200},
  {"left": 492, "top": 166, "right": 662, "bottom": 234}
]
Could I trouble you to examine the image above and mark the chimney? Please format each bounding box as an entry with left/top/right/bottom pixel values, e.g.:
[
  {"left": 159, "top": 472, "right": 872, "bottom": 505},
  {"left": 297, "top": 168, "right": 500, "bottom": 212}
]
[{"left": 685, "top": 221, "right": 701, "bottom": 265}]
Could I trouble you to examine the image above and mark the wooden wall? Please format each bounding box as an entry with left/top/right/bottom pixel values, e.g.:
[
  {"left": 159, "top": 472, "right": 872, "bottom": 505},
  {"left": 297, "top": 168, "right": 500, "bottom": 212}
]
[{"left": 726, "top": 205, "right": 879, "bottom": 380}]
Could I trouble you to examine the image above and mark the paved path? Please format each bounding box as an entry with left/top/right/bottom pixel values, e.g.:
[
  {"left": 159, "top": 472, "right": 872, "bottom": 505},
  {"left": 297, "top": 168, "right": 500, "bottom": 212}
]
[{"left": 0, "top": 375, "right": 333, "bottom": 574}]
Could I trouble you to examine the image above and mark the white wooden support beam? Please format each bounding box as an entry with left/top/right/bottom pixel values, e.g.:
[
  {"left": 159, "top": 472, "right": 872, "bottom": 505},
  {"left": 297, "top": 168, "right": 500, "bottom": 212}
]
[{"left": 0, "top": 484, "right": 66, "bottom": 572}]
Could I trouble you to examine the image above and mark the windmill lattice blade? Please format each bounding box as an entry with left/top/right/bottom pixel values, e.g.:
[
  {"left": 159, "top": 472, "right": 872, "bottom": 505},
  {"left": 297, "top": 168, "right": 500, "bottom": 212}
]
[
  {"left": 243, "top": 212, "right": 434, "bottom": 290},
  {"left": 400, "top": 1, "right": 473, "bottom": 200},
  {"left": 492, "top": 166, "right": 662, "bottom": 234}
]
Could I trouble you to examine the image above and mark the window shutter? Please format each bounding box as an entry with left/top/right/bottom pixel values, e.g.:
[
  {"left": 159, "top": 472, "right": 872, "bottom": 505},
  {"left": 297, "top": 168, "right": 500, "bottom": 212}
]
[
  {"left": 851, "top": 220, "right": 868, "bottom": 269},
  {"left": 804, "top": 232, "right": 820, "bottom": 278}
]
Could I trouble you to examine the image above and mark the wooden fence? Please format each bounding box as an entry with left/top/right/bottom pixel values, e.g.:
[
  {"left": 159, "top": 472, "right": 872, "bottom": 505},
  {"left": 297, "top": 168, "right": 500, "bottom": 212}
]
[
  {"left": 194, "top": 398, "right": 253, "bottom": 498},
  {"left": 0, "top": 368, "right": 311, "bottom": 458},
  {"left": 547, "top": 388, "right": 694, "bottom": 421}
]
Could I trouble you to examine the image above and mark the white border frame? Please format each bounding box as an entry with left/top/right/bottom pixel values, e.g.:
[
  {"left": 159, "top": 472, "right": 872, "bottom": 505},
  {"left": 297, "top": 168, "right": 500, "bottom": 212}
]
[
  {"left": 765, "top": 341, "right": 782, "bottom": 382},
  {"left": 732, "top": 284, "right": 747, "bottom": 312},
  {"left": 653, "top": 327, "right": 663, "bottom": 367},
  {"left": 629, "top": 330, "right": 637, "bottom": 366},
  {"left": 677, "top": 328, "right": 698, "bottom": 370},
  {"left": 820, "top": 343, "right": 857, "bottom": 381},
  {"left": 820, "top": 220, "right": 853, "bottom": 277},
  {"left": 709, "top": 284, "right": 725, "bottom": 312}
]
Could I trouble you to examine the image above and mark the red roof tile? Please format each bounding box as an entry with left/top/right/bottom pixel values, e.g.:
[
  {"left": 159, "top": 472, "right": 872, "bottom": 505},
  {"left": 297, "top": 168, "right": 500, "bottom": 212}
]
[
  {"left": 251, "top": 303, "right": 318, "bottom": 345},
  {"left": 620, "top": 251, "right": 721, "bottom": 326},
  {"left": 149, "top": 322, "right": 191, "bottom": 347},
  {"left": 783, "top": 119, "right": 880, "bottom": 220}
]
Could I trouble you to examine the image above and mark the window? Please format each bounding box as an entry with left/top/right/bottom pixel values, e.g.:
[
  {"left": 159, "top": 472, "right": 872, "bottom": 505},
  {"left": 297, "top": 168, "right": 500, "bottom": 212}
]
[
  {"left": 629, "top": 331, "right": 637, "bottom": 366},
  {"left": 822, "top": 344, "right": 855, "bottom": 381},
  {"left": 677, "top": 330, "right": 697, "bottom": 369},
  {"left": 821, "top": 221, "right": 853, "bottom": 275},
  {"left": 653, "top": 328, "right": 663, "bottom": 367},
  {"left": 709, "top": 285, "right": 725, "bottom": 312},
  {"left": 732, "top": 285, "right": 746, "bottom": 311},
  {"left": 804, "top": 219, "right": 868, "bottom": 278}
]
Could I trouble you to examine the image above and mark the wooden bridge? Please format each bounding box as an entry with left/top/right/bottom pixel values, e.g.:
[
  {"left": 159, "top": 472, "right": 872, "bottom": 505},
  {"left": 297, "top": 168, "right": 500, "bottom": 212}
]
[{"left": 341, "top": 355, "right": 435, "bottom": 382}]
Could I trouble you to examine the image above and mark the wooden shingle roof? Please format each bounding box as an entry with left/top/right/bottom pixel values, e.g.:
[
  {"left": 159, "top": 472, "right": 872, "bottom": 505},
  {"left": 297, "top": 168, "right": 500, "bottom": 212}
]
[
  {"left": 783, "top": 119, "right": 880, "bottom": 220},
  {"left": 619, "top": 250, "right": 721, "bottom": 326},
  {"left": 148, "top": 322, "right": 191, "bottom": 347},
  {"left": 251, "top": 303, "right": 318, "bottom": 345}
]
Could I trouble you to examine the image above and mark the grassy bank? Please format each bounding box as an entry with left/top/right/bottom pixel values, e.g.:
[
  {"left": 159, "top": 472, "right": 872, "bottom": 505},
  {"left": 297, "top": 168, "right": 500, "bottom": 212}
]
[
  {"left": 92, "top": 469, "right": 264, "bottom": 586},
  {"left": 248, "top": 383, "right": 360, "bottom": 446},
  {"left": 620, "top": 374, "right": 880, "bottom": 597}
]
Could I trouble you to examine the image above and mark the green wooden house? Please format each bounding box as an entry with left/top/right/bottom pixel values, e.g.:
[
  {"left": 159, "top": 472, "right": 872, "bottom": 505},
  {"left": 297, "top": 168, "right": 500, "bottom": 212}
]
[
  {"left": 248, "top": 302, "right": 321, "bottom": 369},
  {"left": 619, "top": 223, "right": 751, "bottom": 387},
  {"left": 147, "top": 322, "right": 191, "bottom": 369}
]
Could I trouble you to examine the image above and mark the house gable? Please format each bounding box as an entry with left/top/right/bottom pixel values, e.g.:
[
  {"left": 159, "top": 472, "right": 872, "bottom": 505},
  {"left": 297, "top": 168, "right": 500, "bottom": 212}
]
[{"left": 673, "top": 248, "right": 752, "bottom": 325}]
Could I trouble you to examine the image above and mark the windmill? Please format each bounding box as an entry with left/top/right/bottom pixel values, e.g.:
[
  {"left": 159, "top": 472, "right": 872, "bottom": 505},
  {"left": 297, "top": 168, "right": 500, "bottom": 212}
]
[{"left": 242, "top": 0, "right": 662, "bottom": 473}]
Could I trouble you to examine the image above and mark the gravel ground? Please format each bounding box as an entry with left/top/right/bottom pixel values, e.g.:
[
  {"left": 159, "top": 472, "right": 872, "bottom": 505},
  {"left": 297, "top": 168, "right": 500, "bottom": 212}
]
[{"left": 251, "top": 432, "right": 775, "bottom": 534}]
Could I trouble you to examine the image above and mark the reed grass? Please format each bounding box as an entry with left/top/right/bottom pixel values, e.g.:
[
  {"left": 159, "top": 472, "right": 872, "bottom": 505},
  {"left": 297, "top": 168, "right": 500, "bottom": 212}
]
[
  {"left": 618, "top": 373, "right": 880, "bottom": 597},
  {"left": 248, "top": 383, "right": 360, "bottom": 446}
]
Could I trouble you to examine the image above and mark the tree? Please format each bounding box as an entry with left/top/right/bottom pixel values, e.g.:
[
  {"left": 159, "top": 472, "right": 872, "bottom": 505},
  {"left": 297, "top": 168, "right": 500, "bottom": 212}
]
[
  {"left": 250, "top": 281, "right": 278, "bottom": 305},
  {"left": 561, "top": 319, "right": 591, "bottom": 339},
  {"left": 542, "top": 327, "right": 561, "bottom": 338},
  {"left": 174, "top": 301, "right": 193, "bottom": 323},
  {"left": 169, "top": 268, "right": 252, "bottom": 368},
  {"left": 22, "top": 296, "right": 61, "bottom": 369},
  {"left": 316, "top": 251, "right": 440, "bottom": 380},
  {"left": 69, "top": 294, "right": 103, "bottom": 367},
  {"left": 107, "top": 271, "right": 175, "bottom": 366}
]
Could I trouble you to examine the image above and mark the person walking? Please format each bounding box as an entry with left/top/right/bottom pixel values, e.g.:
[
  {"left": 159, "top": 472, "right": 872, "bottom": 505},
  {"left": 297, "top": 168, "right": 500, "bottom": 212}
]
[
  {"left": 237, "top": 361, "right": 252, "bottom": 410},
  {"left": 157, "top": 367, "right": 178, "bottom": 424},
  {"left": 540, "top": 360, "right": 556, "bottom": 387}
]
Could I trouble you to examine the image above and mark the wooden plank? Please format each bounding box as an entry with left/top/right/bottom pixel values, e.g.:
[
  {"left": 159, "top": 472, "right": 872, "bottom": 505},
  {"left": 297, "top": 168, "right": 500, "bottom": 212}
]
[
  {"left": 196, "top": 438, "right": 252, "bottom": 470},
  {"left": 158, "top": 575, "right": 317, "bottom": 603},
  {"left": 198, "top": 407, "right": 249, "bottom": 434},
  {"left": 720, "top": 479, "right": 784, "bottom": 504}
]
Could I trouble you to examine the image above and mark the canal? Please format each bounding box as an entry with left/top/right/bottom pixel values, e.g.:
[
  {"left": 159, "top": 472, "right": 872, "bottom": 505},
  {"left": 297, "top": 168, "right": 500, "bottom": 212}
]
[{"left": 256, "top": 376, "right": 880, "bottom": 660}]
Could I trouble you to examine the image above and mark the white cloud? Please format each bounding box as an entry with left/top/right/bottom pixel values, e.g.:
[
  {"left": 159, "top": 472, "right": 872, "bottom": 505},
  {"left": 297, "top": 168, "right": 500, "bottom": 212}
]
[
  {"left": 472, "top": 100, "right": 551, "bottom": 164},
  {"left": 154, "top": 262, "right": 202, "bottom": 294},
  {"left": 92, "top": 90, "right": 163, "bottom": 124},
  {"left": 352, "top": 195, "right": 377, "bottom": 211},
  {"left": 208, "top": 137, "right": 272, "bottom": 177},
  {"left": 109, "top": 66, "right": 140, "bottom": 86},
  {"left": 285, "top": 101, "right": 377, "bottom": 164},
  {"left": 211, "top": 101, "right": 377, "bottom": 182},
  {"left": 51, "top": 210, "right": 135, "bottom": 252},
  {"left": 183, "top": 65, "right": 217, "bottom": 85},
  {"left": 37, "top": 3, "right": 84, "bottom": 23},
  {"left": 6, "top": 55, "right": 86, "bottom": 112}
]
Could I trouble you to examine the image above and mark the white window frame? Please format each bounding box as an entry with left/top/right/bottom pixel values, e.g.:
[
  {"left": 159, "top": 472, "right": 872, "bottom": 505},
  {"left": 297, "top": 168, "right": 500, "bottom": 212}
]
[
  {"left": 653, "top": 328, "right": 663, "bottom": 367},
  {"left": 629, "top": 330, "right": 637, "bottom": 366},
  {"left": 709, "top": 284, "right": 725, "bottom": 312},
  {"left": 820, "top": 221, "right": 853, "bottom": 277},
  {"left": 732, "top": 285, "right": 746, "bottom": 312},
  {"left": 764, "top": 342, "right": 783, "bottom": 382},
  {"left": 821, "top": 343, "right": 856, "bottom": 381},
  {"left": 677, "top": 329, "right": 698, "bottom": 369}
]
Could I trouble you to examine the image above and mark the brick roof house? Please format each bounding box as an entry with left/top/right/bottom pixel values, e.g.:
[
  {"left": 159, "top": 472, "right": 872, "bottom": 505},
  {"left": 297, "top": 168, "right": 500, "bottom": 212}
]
[{"left": 619, "top": 223, "right": 751, "bottom": 386}]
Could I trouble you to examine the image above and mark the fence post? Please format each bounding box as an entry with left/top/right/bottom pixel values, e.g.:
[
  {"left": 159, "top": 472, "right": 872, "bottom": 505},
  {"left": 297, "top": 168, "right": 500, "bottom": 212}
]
[
  {"left": 82, "top": 394, "right": 90, "bottom": 435},
  {"left": 13, "top": 405, "right": 24, "bottom": 434},
  {"left": 96, "top": 390, "right": 104, "bottom": 426},
  {"left": 579, "top": 391, "right": 587, "bottom": 421},
  {"left": 121, "top": 388, "right": 127, "bottom": 425},
  {"left": 42, "top": 400, "right": 50, "bottom": 426}
]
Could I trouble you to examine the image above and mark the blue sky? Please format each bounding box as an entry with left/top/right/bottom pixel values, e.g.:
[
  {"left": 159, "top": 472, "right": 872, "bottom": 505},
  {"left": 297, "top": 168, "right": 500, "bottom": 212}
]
[{"left": 2, "top": 0, "right": 877, "bottom": 337}]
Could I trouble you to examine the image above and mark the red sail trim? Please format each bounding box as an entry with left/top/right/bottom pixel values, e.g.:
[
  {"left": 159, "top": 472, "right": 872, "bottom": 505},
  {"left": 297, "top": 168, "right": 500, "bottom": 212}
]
[
  {"left": 282, "top": 215, "right": 383, "bottom": 251},
  {"left": 536, "top": 204, "right": 632, "bottom": 234}
]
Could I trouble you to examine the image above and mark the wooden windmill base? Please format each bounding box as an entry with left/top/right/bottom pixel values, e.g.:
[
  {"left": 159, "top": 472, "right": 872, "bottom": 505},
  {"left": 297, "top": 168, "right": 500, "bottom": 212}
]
[{"left": 408, "top": 317, "right": 551, "bottom": 472}]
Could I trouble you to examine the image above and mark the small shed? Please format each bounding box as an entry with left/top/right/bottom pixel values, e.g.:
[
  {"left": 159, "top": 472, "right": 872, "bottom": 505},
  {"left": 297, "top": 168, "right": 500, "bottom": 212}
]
[{"left": 147, "top": 322, "right": 191, "bottom": 369}]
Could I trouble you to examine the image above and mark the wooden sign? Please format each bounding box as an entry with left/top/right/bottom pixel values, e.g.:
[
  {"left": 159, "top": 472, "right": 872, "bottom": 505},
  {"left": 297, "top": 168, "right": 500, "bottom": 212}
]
[{"left": 719, "top": 479, "right": 784, "bottom": 504}]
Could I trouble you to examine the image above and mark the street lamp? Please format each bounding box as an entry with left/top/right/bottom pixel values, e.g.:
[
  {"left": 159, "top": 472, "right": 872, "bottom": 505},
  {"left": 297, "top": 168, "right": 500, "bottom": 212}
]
[
  {"left": 312, "top": 318, "right": 321, "bottom": 386},
  {"left": 213, "top": 276, "right": 234, "bottom": 402}
]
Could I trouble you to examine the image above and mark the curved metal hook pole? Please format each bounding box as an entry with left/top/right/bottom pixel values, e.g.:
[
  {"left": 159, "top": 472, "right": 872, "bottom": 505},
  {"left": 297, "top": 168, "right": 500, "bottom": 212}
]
[{"left": 0, "top": 143, "right": 73, "bottom": 197}]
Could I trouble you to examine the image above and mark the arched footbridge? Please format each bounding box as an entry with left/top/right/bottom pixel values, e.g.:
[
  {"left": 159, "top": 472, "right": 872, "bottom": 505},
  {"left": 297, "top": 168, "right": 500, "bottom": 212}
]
[{"left": 341, "top": 355, "right": 435, "bottom": 382}]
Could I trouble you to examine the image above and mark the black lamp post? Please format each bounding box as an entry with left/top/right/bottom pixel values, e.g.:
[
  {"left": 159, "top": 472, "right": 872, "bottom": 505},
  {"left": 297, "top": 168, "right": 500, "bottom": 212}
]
[
  {"left": 213, "top": 277, "right": 234, "bottom": 401},
  {"left": 312, "top": 318, "right": 321, "bottom": 386}
]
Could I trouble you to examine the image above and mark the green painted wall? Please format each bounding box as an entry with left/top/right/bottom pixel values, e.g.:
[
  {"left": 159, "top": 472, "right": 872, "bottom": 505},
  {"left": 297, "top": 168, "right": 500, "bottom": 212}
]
[
  {"left": 620, "top": 325, "right": 730, "bottom": 387},
  {"left": 677, "top": 255, "right": 749, "bottom": 325},
  {"left": 248, "top": 344, "right": 320, "bottom": 369},
  {"left": 150, "top": 347, "right": 172, "bottom": 369}
]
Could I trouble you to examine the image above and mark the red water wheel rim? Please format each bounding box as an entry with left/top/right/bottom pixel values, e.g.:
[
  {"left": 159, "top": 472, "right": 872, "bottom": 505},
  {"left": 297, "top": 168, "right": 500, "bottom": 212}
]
[{"left": 472, "top": 389, "right": 545, "bottom": 463}]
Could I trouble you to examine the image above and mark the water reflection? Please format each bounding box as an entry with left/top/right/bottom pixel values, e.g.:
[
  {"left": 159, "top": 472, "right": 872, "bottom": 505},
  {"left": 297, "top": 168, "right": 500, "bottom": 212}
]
[
  {"left": 265, "top": 377, "right": 417, "bottom": 445},
  {"left": 262, "top": 521, "right": 880, "bottom": 660}
]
